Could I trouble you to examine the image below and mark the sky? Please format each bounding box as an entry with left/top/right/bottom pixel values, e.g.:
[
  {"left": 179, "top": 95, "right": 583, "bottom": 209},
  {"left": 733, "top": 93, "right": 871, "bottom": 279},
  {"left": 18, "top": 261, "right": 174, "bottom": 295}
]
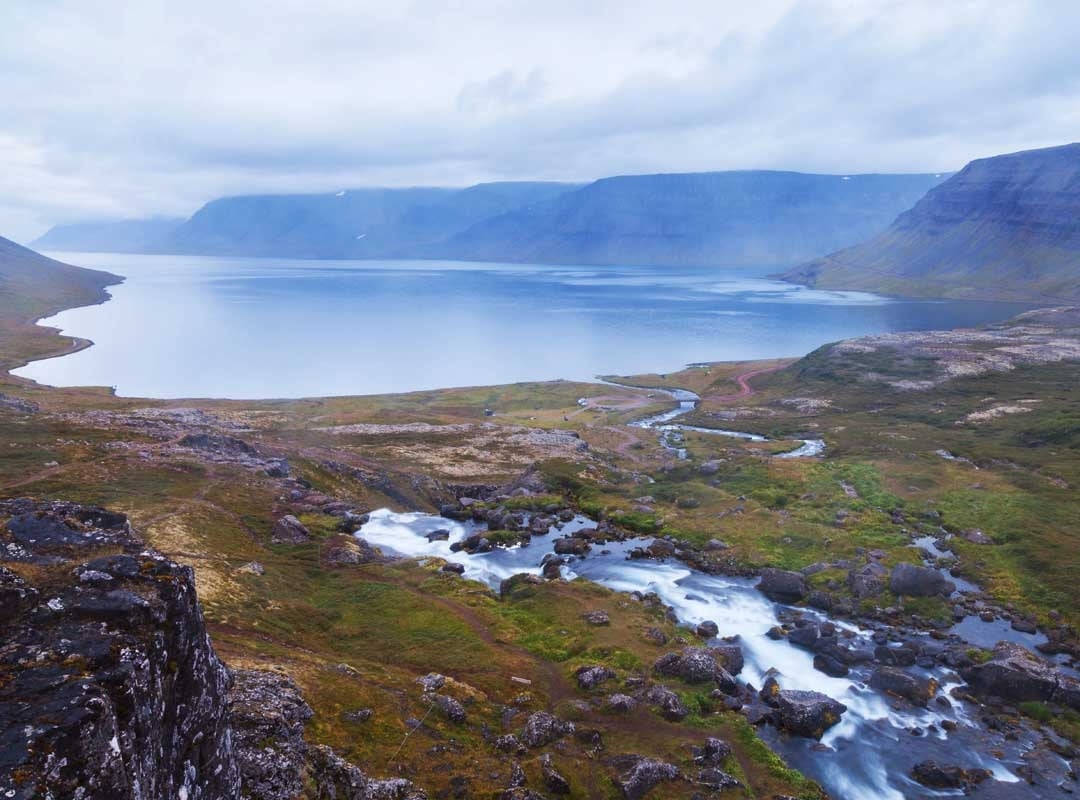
[{"left": 2, "top": 0, "right": 1080, "bottom": 242}]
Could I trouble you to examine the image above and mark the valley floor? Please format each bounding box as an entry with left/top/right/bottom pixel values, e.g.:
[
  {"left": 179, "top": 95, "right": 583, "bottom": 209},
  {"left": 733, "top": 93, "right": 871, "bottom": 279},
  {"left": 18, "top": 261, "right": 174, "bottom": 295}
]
[{"left": 3, "top": 276, "right": 1080, "bottom": 798}]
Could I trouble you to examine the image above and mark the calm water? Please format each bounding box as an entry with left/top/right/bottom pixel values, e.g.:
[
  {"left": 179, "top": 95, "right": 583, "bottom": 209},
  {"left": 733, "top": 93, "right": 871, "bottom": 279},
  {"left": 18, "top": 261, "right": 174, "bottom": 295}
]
[{"left": 17, "top": 252, "right": 1031, "bottom": 399}]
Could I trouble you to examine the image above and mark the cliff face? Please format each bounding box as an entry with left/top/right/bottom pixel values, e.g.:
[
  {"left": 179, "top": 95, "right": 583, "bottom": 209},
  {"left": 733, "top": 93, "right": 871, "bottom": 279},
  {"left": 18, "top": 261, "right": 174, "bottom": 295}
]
[
  {"left": 783, "top": 143, "right": 1080, "bottom": 302},
  {"left": 0, "top": 499, "right": 423, "bottom": 800},
  {"left": 0, "top": 499, "right": 240, "bottom": 800},
  {"left": 439, "top": 170, "right": 947, "bottom": 267},
  {"left": 31, "top": 171, "right": 946, "bottom": 268}
]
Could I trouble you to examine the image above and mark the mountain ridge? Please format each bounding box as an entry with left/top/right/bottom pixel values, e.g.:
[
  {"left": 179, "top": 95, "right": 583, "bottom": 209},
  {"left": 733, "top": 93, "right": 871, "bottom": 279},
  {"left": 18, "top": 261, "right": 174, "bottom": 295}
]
[
  {"left": 781, "top": 143, "right": 1080, "bottom": 302},
  {"left": 33, "top": 170, "right": 947, "bottom": 268}
]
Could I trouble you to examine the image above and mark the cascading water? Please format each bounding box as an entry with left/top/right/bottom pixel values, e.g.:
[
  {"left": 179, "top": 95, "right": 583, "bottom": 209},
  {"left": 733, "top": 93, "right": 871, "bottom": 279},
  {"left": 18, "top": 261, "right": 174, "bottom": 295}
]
[{"left": 358, "top": 508, "right": 1051, "bottom": 800}]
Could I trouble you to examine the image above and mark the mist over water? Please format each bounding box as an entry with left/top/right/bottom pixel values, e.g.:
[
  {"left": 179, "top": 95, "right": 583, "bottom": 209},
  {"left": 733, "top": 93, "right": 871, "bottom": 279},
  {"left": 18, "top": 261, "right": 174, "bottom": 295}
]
[{"left": 17, "top": 252, "right": 1032, "bottom": 399}]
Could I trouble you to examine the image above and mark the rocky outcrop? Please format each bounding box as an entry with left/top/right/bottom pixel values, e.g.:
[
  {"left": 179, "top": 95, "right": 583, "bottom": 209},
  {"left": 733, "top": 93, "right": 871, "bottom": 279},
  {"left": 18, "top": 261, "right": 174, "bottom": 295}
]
[
  {"left": 0, "top": 499, "right": 240, "bottom": 800},
  {"left": 229, "top": 670, "right": 424, "bottom": 800},
  {"left": 0, "top": 499, "right": 423, "bottom": 800}
]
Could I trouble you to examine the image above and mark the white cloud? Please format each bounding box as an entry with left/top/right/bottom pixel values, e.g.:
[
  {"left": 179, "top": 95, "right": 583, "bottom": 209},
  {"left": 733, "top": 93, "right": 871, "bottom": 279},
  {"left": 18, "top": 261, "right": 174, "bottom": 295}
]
[{"left": 1, "top": 0, "right": 1079, "bottom": 241}]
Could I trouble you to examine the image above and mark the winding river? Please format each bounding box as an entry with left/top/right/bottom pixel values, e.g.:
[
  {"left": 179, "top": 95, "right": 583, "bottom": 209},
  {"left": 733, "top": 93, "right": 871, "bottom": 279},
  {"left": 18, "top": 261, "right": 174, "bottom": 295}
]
[{"left": 350, "top": 389, "right": 1070, "bottom": 798}]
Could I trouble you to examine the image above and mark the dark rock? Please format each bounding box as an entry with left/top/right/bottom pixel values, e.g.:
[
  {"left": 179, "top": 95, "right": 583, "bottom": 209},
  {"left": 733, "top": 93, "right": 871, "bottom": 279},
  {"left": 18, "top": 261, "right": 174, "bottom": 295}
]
[
  {"left": 643, "top": 627, "right": 668, "bottom": 646},
  {"left": 962, "top": 642, "right": 1059, "bottom": 703},
  {"left": 848, "top": 562, "right": 888, "bottom": 598},
  {"left": 874, "top": 644, "right": 917, "bottom": 667},
  {"left": 494, "top": 735, "right": 526, "bottom": 754},
  {"left": 911, "top": 760, "right": 992, "bottom": 789},
  {"left": 425, "top": 529, "right": 451, "bottom": 542},
  {"left": 429, "top": 693, "right": 467, "bottom": 724},
  {"left": 889, "top": 563, "right": 954, "bottom": 597},
  {"left": 540, "top": 754, "right": 571, "bottom": 795},
  {"left": 813, "top": 654, "right": 849, "bottom": 677},
  {"left": 342, "top": 708, "right": 374, "bottom": 724},
  {"left": 582, "top": 609, "right": 611, "bottom": 625},
  {"left": 757, "top": 568, "right": 807, "bottom": 603},
  {"left": 576, "top": 665, "right": 617, "bottom": 690},
  {"left": 271, "top": 514, "right": 311, "bottom": 543},
  {"left": 787, "top": 624, "right": 819, "bottom": 649},
  {"left": 441, "top": 562, "right": 466, "bottom": 575},
  {"left": 554, "top": 536, "right": 590, "bottom": 556},
  {"left": 520, "top": 711, "right": 575, "bottom": 747},
  {"left": 692, "top": 737, "right": 733, "bottom": 765},
  {"left": 712, "top": 643, "right": 744, "bottom": 675},
  {"left": 643, "top": 685, "right": 689, "bottom": 721},
  {"left": 869, "top": 667, "right": 938, "bottom": 705},
  {"left": 775, "top": 690, "right": 847, "bottom": 739},
  {"left": 697, "top": 767, "right": 741, "bottom": 790},
  {"left": 607, "top": 693, "right": 638, "bottom": 713},
  {"left": 695, "top": 620, "right": 719, "bottom": 638},
  {"left": 611, "top": 756, "right": 680, "bottom": 800}
]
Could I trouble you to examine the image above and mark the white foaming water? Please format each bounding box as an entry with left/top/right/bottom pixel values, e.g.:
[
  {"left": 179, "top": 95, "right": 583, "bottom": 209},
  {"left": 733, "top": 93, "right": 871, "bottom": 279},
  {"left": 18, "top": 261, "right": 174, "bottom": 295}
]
[{"left": 357, "top": 509, "right": 1028, "bottom": 799}]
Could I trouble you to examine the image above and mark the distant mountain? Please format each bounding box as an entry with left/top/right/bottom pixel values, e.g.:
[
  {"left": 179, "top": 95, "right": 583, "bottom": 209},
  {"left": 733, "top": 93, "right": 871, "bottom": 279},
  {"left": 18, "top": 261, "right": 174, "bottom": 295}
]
[
  {"left": 32, "top": 218, "right": 185, "bottom": 253},
  {"left": 34, "top": 172, "right": 947, "bottom": 267},
  {"left": 161, "top": 182, "right": 579, "bottom": 259},
  {"left": 782, "top": 144, "right": 1080, "bottom": 302},
  {"left": 436, "top": 171, "right": 949, "bottom": 267}
]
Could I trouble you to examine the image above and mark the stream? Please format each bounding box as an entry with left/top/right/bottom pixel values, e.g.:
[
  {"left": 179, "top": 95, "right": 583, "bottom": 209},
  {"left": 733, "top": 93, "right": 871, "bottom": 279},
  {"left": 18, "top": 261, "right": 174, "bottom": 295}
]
[
  {"left": 605, "top": 382, "right": 825, "bottom": 459},
  {"left": 357, "top": 508, "right": 1059, "bottom": 800},
  {"left": 353, "top": 385, "right": 1064, "bottom": 798}
]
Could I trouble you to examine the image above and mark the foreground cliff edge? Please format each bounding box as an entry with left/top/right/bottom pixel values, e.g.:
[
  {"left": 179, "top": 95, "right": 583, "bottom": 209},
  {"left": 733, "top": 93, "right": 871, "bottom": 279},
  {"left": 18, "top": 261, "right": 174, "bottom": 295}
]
[{"left": 3, "top": 243, "right": 1080, "bottom": 797}]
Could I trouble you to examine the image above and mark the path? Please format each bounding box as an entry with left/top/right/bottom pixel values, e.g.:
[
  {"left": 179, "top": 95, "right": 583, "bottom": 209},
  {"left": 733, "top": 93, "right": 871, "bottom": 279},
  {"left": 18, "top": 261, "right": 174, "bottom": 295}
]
[{"left": 710, "top": 364, "right": 786, "bottom": 403}]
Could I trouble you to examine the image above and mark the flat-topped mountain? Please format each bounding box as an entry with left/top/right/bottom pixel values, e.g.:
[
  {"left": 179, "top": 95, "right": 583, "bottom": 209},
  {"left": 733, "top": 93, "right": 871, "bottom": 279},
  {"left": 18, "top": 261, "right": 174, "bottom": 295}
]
[
  {"left": 32, "top": 217, "right": 185, "bottom": 254},
  {"left": 437, "top": 171, "right": 947, "bottom": 267},
  {"left": 782, "top": 143, "right": 1080, "bottom": 302},
  {"left": 33, "top": 171, "right": 946, "bottom": 267}
]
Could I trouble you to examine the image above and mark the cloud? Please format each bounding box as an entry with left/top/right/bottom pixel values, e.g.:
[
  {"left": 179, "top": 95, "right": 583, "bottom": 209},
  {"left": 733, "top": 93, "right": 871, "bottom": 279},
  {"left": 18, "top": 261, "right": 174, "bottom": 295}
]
[{"left": 1, "top": 0, "right": 1079, "bottom": 241}]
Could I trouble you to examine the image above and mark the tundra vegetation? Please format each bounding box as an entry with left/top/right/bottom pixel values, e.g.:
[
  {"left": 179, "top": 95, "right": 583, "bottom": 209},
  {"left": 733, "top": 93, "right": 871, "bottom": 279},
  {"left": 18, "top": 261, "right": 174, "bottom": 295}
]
[{"left": 4, "top": 252, "right": 1080, "bottom": 797}]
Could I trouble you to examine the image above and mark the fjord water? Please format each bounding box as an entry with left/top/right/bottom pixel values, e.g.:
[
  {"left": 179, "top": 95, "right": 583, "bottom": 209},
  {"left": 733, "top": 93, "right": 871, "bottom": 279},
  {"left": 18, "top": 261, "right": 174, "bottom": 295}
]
[{"left": 17, "top": 252, "right": 1031, "bottom": 398}]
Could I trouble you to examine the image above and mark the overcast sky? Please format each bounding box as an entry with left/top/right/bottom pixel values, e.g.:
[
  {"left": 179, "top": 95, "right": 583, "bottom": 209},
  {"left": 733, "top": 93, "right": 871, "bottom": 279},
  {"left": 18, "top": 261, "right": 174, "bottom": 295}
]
[{"left": 2, "top": 0, "right": 1079, "bottom": 241}]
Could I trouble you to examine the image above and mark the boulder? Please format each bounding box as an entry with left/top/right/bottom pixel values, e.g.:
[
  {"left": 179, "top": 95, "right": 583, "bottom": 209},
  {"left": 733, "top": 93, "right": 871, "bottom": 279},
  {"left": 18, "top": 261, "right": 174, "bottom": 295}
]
[
  {"left": 813, "top": 654, "right": 849, "bottom": 678},
  {"left": 713, "top": 643, "right": 744, "bottom": 675},
  {"left": 889, "top": 563, "right": 954, "bottom": 597},
  {"left": 697, "top": 768, "right": 741, "bottom": 790},
  {"left": 606, "top": 693, "right": 638, "bottom": 713},
  {"left": 575, "top": 665, "right": 617, "bottom": 690},
  {"left": 582, "top": 609, "right": 611, "bottom": 625},
  {"left": 554, "top": 536, "right": 590, "bottom": 556},
  {"left": 612, "top": 756, "right": 681, "bottom": 800},
  {"left": 695, "top": 620, "right": 719, "bottom": 638},
  {"left": 911, "top": 760, "right": 992, "bottom": 789},
  {"left": 869, "top": 667, "right": 937, "bottom": 705},
  {"left": 775, "top": 690, "right": 847, "bottom": 739},
  {"left": 540, "top": 754, "right": 571, "bottom": 795},
  {"left": 962, "top": 642, "right": 1059, "bottom": 703},
  {"left": 643, "top": 685, "right": 689, "bottom": 721},
  {"left": 271, "top": 514, "right": 311, "bottom": 544},
  {"left": 692, "top": 737, "right": 733, "bottom": 765},
  {"left": 757, "top": 569, "right": 807, "bottom": 603},
  {"left": 521, "top": 711, "right": 575, "bottom": 747}
]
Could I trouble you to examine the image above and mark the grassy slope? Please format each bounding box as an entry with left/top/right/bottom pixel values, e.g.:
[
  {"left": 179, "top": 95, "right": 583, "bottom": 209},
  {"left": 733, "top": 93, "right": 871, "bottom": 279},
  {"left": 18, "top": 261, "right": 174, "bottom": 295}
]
[
  {"left": 0, "top": 250, "right": 820, "bottom": 797},
  {"left": 4, "top": 241, "right": 1080, "bottom": 793},
  {"left": 0, "top": 236, "right": 121, "bottom": 372}
]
